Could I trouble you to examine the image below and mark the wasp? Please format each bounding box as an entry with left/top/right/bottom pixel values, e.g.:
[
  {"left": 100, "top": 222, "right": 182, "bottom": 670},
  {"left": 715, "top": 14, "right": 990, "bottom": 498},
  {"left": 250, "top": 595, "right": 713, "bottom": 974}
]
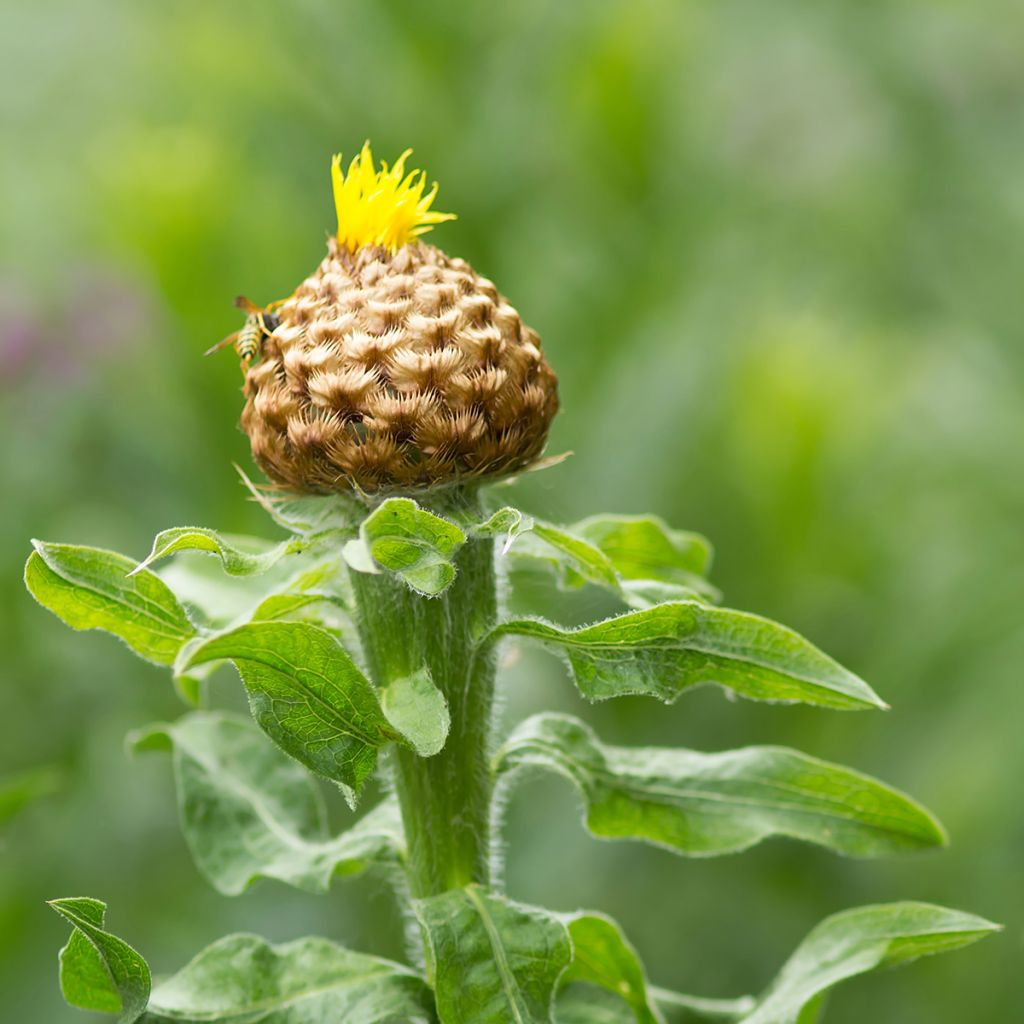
[{"left": 205, "top": 296, "right": 285, "bottom": 369}]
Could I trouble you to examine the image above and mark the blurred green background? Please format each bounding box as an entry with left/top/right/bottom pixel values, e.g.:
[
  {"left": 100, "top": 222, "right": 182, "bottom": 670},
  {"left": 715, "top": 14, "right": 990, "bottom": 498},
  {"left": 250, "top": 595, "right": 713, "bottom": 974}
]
[{"left": 2, "top": 0, "right": 1021, "bottom": 1020}]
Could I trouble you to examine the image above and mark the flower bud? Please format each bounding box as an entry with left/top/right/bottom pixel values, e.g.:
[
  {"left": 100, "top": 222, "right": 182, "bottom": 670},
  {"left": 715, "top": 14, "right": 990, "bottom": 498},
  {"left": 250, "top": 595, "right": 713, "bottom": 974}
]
[{"left": 237, "top": 145, "right": 558, "bottom": 494}]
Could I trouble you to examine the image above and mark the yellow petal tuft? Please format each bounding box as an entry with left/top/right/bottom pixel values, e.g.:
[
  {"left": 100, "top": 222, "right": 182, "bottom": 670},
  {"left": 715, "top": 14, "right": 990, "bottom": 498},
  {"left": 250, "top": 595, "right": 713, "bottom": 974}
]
[{"left": 331, "top": 142, "right": 456, "bottom": 254}]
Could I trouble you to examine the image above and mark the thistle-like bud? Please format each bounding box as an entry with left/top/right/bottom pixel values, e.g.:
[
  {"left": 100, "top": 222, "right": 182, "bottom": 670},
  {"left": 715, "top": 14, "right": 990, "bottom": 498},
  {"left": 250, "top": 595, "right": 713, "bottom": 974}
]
[{"left": 237, "top": 144, "right": 558, "bottom": 494}]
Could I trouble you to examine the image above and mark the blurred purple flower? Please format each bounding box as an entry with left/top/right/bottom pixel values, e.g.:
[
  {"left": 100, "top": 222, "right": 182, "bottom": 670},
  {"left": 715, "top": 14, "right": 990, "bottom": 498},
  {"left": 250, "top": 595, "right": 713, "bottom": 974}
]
[{"left": 0, "top": 270, "right": 154, "bottom": 394}]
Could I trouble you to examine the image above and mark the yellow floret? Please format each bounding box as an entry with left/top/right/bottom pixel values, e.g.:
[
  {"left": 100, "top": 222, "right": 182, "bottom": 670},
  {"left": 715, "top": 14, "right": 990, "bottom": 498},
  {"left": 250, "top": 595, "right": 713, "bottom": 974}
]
[{"left": 331, "top": 142, "right": 456, "bottom": 254}]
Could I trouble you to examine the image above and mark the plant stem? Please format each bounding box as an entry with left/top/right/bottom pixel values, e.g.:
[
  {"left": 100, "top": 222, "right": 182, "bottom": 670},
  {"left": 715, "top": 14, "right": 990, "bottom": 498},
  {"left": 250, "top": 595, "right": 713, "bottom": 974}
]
[{"left": 351, "top": 524, "right": 498, "bottom": 898}]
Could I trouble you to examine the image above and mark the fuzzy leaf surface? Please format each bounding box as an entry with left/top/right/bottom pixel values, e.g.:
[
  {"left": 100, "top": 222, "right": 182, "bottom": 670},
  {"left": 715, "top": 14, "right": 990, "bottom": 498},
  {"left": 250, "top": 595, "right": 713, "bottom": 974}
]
[
  {"left": 130, "top": 712, "right": 403, "bottom": 894},
  {"left": 345, "top": 497, "right": 466, "bottom": 596},
  {"left": 49, "top": 897, "right": 150, "bottom": 1023},
  {"left": 470, "top": 506, "right": 535, "bottom": 554},
  {"left": 739, "top": 902, "right": 999, "bottom": 1024},
  {"left": 26, "top": 542, "right": 196, "bottom": 665},
  {"left": 490, "top": 603, "right": 883, "bottom": 711},
  {"left": 560, "top": 913, "right": 664, "bottom": 1024},
  {"left": 496, "top": 714, "right": 943, "bottom": 858},
  {"left": 132, "top": 527, "right": 306, "bottom": 578},
  {"left": 416, "top": 884, "right": 572, "bottom": 1023},
  {"left": 145, "top": 933, "right": 433, "bottom": 1023},
  {"left": 177, "top": 622, "right": 395, "bottom": 794},
  {"left": 380, "top": 667, "right": 450, "bottom": 758}
]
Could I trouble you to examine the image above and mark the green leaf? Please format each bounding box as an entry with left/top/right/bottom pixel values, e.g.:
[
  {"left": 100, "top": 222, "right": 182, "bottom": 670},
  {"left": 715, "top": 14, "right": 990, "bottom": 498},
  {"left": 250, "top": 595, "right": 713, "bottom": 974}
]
[
  {"left": 251, "top": 590, "right": 341, "bottom": 623},
  {"left": 153, "top": 554, "right": 351, "bottom": 654},
  {"left": 344, "top": 497, "right": 467, "bottom": 596},
  {"left": 560, "top": 913, "right": 664, "bottom": 1024},
  {"left": 470, "top": 506, "right": 535, "bottom": 554},
  {"left": 49, "top": 897, "right": 151, "bottom": 1023},
  {"left": 489, "top": 603, "right": 884, "bottom": 711},
  {"left": 502, "top": 512, "right": 718, "bottom": 606},
  {"left": 380, "top": 667, "right": 450, "bottom": 758},
  {"left": 146, "top": 933, "right": 433, "bottom": 1023},
  {"left": 177, "top": 621, "right": 395, "bottom": 794},
  {"left": 739, "top": 902, "right": 1000, "bottom": 1024},
  {"left": 557, "top": 984, "right": 636, "bottom": 1024},
  {"left": 0, "top": 764, "right": 61, "bottom": 826},
  {"left": 132, "top": 527, "right": 303, "bottom": 578},
  {"left": 129, "top": 712, "right": 403, "bottom": 895},
  {"left": 249, "top": 559, "right": 351, "bottom": 626},
  {"left": 517, "top": 521, "right": 620, "bottom": 591},
  {"left": 172, "top": 663, "right": 216, "bottom": 709},
  {"left": 416, "top": 884, "right": 572, "bottom": 1024},
  {"left": 26, "top": 542, "right": 196, "bottom": 665},
  {"left": 496, "top": 714, "right": 944, "bottom": 858},
  {"left": 572, "top": 515, "right": 712, "bottom": 588}
]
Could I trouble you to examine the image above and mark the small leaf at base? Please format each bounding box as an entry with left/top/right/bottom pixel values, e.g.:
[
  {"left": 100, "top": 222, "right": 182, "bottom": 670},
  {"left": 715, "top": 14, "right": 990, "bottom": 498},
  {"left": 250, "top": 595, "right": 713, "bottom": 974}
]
[
  {"left": 380, "top": 667, "right": 450, "bottom": 757},
  {"left": 344, "top": 497, "right": 466, "bottom": 596}
]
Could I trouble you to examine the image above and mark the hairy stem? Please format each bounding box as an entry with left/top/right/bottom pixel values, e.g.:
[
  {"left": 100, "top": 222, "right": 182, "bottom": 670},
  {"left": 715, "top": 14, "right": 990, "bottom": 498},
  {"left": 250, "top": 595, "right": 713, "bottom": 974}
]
[{"left": 351, "top": 523, "right": 498, "bottom": 898}]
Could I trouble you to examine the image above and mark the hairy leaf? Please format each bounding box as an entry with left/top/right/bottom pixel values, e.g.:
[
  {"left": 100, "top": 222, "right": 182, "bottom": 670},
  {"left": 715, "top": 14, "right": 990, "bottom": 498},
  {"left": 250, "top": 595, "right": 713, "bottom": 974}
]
[
  {"left": 132, "top": 527, "right": 304, "bottom": 578},
  {"left": 26, "top": 542, "right": 196, "bottom": 665},
  {"left": 496, "top": 714, "right": 944, "bottom": 858},
  {"left": 49, "top": 897, "right": 150, "bottom": 1023},
  {"left": 528, "top": 522, "right": 621, "bottom": 589},
  {"left": 344, "top": 497, "right": 466, "bottom": 596},
  {"left": 177, "top": 622, "right": 396, "bottom": 794},
  {"left": 416, "top": 884, "right": 572, "bottom": 1023},
  {"left": 146, "top": 933, "right": 433, "bottom": 1023},
  {"left": 380, "top": 667, "right": 450, "bottom": 758},
  {"left": 489, "top": 603, "right": 884, "bottom": 711},
  {"left": 740, "top": 902, "right": 999, "bottom": 1024},
  {"left": 470, "top": 506, "right": 535, "bottom": 554},
  {"left": 129, "top": 712, "right": 403, "bottom": 895},
  {"left": 560, "top": 913, "right": 664, "bottom": 1024}
]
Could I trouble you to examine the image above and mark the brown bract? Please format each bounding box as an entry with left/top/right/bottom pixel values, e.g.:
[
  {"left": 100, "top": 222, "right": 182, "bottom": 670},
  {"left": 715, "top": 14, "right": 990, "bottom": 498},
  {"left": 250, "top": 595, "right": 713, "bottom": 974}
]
[
  {"left": 240, "top": 240, "right": 561, "bottom": 495},
  {"left": 240, "top": 240, "right": 559, "bottom": 494}
]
